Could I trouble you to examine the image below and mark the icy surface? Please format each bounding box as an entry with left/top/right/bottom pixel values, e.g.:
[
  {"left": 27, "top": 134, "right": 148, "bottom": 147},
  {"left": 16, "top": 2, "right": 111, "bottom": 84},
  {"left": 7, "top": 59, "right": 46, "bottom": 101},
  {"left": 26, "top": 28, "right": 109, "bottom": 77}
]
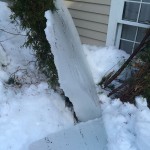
[
  {"left": 45, "top": 0, "right": 101, "bottom": 121},
  {"left": 30, "top": 118, "right": 107, "bottom": 150}
]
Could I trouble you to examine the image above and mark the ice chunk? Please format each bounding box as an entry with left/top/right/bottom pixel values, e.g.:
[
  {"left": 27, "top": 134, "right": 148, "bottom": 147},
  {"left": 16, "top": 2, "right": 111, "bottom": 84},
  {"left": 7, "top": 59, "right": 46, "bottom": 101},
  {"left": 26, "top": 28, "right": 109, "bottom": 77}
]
[
  {"left": 45, "top": 0, "right": 101, "bottom": 121},
  {"left": 30, "top": 118, "right": 107, "bottom": 150}
]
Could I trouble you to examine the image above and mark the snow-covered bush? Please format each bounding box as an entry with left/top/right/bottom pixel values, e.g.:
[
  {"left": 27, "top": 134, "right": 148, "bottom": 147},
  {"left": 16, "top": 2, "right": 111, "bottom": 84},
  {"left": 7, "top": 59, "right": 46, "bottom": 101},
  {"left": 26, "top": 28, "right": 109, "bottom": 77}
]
[
  {"left": 8, "top": 0, "right": 59, "bottom": 89},
  {"left": 101, "top": 29, "right": 150, "bottom": 107}
]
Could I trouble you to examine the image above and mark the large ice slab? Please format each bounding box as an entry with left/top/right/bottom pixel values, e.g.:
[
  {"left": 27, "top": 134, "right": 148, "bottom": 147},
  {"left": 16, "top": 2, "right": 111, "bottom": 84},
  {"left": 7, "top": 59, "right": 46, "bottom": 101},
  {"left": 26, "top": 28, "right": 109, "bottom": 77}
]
[
  {"left": 30, "top": 118, "right": 107, "bottom": 150},
  {"left": 45, "top": 0, "right": 101, "bottom": 121}
]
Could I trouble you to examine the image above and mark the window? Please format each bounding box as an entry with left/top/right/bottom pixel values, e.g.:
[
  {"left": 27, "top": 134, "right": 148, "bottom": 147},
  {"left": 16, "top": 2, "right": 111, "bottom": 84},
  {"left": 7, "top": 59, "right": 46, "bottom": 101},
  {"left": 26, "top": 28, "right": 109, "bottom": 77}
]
[{"left": 106, "top": 0, "right": 150, "bottom": 54}]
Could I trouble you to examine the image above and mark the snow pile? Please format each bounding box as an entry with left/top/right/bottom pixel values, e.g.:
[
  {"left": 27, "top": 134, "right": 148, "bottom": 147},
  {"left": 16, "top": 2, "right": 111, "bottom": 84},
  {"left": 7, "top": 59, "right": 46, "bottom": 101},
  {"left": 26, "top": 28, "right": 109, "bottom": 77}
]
[
  {"left": 0, "top": 2, "right": 74, "bottom": 150},
  {"left": 44, "top": 0, "right": 101, "bottom": 121},
  {"left": 98, "top": 95, "right": 150, "bottom": 150},
  {"left": 83, "top": 45, "right": 129, "bottom": 84},
  {"left": 83, "top": 45, "right": 150, "bottom": 150},
  {"left": 100, "top": 94, "right": 137, "bottom": 150},
  {"left": 135, "top": 97, "right": 150, "bottom": 150},
  {"left": 0, "top": 83, "right": 73, "bottom": 150},
  {"left": 0, "top": 1, "right": 150, "bottom": 150}
]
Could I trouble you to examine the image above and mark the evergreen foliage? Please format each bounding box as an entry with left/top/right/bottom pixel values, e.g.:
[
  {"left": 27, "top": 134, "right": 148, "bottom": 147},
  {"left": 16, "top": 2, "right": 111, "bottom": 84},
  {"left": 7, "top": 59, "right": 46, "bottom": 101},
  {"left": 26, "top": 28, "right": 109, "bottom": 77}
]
[
  {"left": 137, "top": 40, "right": 150, "bottom": 100},
  {"left": 8, "top": 0, "right": 59, "bottom": 89}
]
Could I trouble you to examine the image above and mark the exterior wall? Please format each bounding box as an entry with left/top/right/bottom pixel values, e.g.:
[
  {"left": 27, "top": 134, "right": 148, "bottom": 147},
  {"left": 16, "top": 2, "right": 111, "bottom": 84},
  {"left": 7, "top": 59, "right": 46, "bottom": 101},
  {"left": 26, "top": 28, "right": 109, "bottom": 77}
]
[{"left": 64, "top": 0, "right": 111, "bottom": 46}]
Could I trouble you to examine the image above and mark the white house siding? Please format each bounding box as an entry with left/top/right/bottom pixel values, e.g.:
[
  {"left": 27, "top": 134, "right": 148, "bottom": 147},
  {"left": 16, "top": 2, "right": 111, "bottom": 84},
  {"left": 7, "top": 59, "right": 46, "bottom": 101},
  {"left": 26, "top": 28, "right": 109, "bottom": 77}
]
[{"left": 64, "top": 0, "right": 111, "bottom": 46}]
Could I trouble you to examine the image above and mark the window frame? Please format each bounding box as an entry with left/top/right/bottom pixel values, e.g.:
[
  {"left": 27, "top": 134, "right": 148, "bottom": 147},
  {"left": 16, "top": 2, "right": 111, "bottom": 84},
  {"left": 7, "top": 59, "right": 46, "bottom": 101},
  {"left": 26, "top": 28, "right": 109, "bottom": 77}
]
[{"left": 106, "top": 0, "right": 150, "bottom": 51}]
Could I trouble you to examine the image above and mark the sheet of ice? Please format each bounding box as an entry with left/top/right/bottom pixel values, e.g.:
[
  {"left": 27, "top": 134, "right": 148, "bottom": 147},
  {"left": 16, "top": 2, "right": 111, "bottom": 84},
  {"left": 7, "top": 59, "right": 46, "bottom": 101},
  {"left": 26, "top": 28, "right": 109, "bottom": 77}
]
[
  {"left": 45, "top": 0, "right": 101, "bottom": 121},
  {"left": 30, "top": 118, "right": 107, "bottom": 150}
]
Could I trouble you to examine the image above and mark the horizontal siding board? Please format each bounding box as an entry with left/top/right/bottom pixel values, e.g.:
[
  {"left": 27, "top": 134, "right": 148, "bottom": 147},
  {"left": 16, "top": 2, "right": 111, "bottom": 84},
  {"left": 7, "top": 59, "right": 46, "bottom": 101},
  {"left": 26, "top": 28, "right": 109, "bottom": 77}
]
[
  {"left": 73, "top": 18, "right": 108, "bottom": 33},
  {"left": 77, "top": 27, "right": 107, "bottom": 42},
  {"left": 69, "top": 9, "right": 109, "bottom": 24},
  {"left": 65, "top": 1, "right": 110, "bottom": 15},
  {"left": 80, "top": 36, "right": 105, "bottom": 46},
  {"left": 65, "top": 0, "right": 111, "bottom": 5},
  {"left": 64, "top": 0, "right": 111, "bottom": 45}
]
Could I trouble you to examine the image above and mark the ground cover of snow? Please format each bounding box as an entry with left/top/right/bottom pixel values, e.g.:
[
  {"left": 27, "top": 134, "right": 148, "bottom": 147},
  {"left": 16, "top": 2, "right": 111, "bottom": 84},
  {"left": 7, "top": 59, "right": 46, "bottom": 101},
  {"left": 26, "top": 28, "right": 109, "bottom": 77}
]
[
  {"left": 0, "top": 2, "right": 74, "bottom": 150},
  {"left": 83, "top": 45, "right": 129, "bottom": 84},
  {"left": 0, "top": 1, "right": 150, "bottom": 150},
  {"left": 83, "top": 45, "right": 150, "bottom": 150}
]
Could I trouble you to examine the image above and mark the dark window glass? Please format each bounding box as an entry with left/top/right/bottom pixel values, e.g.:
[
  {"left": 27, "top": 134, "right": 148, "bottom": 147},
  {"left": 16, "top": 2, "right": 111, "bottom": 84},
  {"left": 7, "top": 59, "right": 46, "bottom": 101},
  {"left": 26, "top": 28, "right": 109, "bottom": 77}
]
[
  {"left": 121, "top": 25, "right": 137, "bottom": 41},
  {"left": 136, "top": 27, "right": 146, "bottom": 42},
  {"left": 138, "top": 4, "right": 150, "bottom": 24},
  {"left": 130, "top": 0, "right": 140, "bottom": 1},
  {"left": 142, "top": 0, "right": 150, "bottom": 2},
  {"left": 123, "top": 2, "right": 140, "bottom": 22},
  {"left": 134, "top": 43, "right": 140, "bottom": 51},
  {"left": 120, "top": 40, "right": 134, "bottom": 54}
]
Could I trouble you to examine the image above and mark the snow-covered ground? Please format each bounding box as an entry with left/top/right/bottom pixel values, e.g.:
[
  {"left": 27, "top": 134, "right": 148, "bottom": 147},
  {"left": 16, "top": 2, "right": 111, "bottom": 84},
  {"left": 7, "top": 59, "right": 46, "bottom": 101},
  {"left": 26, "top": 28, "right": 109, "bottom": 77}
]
[
  {"left": 84, "top": 44, "right": 150, "bottom": 150},
  {"left": 0, "top": 1, "right": 150, "bottom": 150},
  {"left": 0, "top": 2, "right": 74, "bottom": 150}
]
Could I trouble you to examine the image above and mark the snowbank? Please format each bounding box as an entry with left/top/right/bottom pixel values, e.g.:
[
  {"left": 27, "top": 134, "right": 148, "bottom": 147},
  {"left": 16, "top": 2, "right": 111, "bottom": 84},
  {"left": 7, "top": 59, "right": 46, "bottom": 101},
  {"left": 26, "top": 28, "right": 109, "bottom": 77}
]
[
  {"left": 83, "top": 44, "right": 150, "bottom": 150},
  {"left": 0, "top": 83, "right": 73, "bottom": 150},
  {"left": 0, "top": 2, "right": 74, "bottom": 150},
  {"left": 0, "top": 1, "right": 150, "bottom": 150},
  {"left": 83, "top": 45, "right": 129, "bottom": 84}
]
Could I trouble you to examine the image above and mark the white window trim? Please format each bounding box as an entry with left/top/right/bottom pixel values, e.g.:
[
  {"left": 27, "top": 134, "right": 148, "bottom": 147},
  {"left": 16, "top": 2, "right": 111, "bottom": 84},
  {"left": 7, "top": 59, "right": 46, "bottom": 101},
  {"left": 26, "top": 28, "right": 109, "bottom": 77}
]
[
  {"left": 106, "top": 0, "right": 150, "bottom": 48},
  {"left": 106, "top": 0, "right": 125, "bottom": 47}
]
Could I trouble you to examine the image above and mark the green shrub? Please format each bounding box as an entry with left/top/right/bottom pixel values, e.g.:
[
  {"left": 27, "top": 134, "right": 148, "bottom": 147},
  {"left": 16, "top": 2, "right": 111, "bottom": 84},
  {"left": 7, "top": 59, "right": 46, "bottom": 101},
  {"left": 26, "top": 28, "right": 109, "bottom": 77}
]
[{"left": 9, "top": 0, "right": 59, "bottom": 89}]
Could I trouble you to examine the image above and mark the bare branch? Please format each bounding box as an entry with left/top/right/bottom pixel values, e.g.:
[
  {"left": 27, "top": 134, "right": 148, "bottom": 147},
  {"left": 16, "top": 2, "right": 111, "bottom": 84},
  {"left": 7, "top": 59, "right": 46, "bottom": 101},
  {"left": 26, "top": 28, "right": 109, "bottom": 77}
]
[
  {"left": 0, "top": 42, "right": 6, "bottom": 52},
  {"left": 0, "top": 28, "right": 27, "bottom": 36},
  {"left": 103, "top": 29, "right": 150, "bottom": 88}
]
